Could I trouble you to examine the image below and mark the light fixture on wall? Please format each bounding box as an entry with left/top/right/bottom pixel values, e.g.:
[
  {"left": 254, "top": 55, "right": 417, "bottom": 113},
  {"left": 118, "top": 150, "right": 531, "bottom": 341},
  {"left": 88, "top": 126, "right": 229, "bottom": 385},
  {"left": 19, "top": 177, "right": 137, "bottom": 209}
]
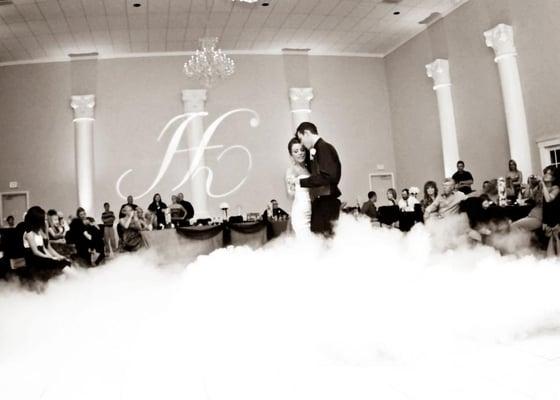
[
  {"left": 231, "top": 0, "right": 259, "bottom": 3},
  {"left": 183, "top": 37, "right": 235, "bottom": 88}
]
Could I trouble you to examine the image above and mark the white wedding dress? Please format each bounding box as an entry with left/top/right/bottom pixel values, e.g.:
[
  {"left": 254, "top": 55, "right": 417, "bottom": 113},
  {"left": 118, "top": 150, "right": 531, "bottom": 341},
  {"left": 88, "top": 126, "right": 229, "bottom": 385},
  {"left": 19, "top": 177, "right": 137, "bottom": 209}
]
[{"left": 286, "top": 168, "right": 312, "bottom": 237}]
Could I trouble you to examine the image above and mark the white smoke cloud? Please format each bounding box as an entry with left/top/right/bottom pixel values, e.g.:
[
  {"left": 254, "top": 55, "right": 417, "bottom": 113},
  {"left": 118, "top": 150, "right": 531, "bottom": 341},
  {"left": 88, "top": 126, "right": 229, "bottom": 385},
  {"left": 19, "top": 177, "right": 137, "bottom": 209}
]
[{"left": 1, "top": 215, "right": 559, "bottom": 400}]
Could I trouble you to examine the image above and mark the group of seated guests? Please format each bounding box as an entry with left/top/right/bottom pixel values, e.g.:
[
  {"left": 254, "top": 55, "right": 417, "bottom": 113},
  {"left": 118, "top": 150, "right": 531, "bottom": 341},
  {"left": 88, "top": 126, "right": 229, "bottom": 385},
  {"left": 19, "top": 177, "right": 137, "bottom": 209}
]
[
  {"left": 0, "top": 192, "right": 198, "bottom": 281},
  {"left": 2, "top": 159, "right": 558, "bottom": 284},
  {"left": 359, "top": 159, "right": 560, "bottom": 256}
]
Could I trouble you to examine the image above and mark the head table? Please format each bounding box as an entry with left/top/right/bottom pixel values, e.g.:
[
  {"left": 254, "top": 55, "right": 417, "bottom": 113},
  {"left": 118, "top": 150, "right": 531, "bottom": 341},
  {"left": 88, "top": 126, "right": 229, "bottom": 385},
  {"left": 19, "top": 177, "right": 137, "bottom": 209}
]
[{"left": 140, "top": 220, "right": 289, "bottom": 265}]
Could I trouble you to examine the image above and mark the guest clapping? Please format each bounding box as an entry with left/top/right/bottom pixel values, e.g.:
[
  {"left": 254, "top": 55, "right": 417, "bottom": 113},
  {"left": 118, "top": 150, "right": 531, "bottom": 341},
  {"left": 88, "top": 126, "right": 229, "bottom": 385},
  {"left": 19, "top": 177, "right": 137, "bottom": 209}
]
[{"left": 119, "top": 206, "right": 147, "bottom": 251}]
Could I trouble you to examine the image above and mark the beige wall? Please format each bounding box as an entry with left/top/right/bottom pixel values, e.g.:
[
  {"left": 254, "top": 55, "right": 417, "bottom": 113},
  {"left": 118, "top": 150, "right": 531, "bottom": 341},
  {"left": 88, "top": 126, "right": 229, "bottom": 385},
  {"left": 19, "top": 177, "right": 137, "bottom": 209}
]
[
  {"left": 385, "top": 0, "right": 560, "bottom": 192},
  {"left": 0, "top": 54, "right": 395, "bottom": 219}
]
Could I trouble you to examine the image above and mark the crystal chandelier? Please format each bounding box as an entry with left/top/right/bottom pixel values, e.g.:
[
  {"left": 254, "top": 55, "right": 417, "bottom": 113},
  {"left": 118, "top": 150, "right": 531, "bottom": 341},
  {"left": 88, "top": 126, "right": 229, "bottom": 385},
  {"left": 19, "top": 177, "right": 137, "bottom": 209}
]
[{"left": 183, "top": 37, "right": 235, "bottom": 88}]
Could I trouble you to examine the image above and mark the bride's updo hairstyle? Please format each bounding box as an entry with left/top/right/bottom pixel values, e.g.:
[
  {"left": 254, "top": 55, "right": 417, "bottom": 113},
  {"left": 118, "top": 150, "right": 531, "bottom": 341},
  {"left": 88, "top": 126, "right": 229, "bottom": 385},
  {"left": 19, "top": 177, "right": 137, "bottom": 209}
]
[{"left": 287, "top": 137, "right": 301, "bottom": 155}]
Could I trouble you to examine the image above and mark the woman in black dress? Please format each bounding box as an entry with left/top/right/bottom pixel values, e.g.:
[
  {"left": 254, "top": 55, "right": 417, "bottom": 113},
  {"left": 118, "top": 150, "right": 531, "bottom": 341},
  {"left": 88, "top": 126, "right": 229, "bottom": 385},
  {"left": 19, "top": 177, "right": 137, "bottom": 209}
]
[
  {"left": 23, "top": 206, "right": 70, "bottom": 280},
  {"left": 147, "top": 193, "right": 168, "bottom": 230}
]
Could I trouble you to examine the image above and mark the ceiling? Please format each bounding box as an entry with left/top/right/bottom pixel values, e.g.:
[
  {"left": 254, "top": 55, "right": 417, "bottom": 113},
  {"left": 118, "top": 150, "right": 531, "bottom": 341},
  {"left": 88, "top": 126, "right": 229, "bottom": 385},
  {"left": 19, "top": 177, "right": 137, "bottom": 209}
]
[{"left": 0, "top": 0, "right": 468, "bottom": 64}]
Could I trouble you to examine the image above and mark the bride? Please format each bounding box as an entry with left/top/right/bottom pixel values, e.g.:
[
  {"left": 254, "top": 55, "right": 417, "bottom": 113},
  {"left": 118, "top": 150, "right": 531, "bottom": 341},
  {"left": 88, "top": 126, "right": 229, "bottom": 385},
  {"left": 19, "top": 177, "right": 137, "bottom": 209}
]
[{"left": 285, "top": 137, "right": 312, "bottom": 236}]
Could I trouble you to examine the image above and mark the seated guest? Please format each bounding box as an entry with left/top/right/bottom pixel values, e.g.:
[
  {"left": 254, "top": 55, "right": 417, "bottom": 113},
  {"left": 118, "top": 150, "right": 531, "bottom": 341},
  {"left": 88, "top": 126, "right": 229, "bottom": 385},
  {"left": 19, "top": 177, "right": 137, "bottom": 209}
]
[
  {"left": 360, "top": 191, "right": 378, "bottom": 220},
  {"left": 409, "top": 186, "right": 420, "bottom": 200},
  {"left": 398, "top": 188, "right": 419, "bottom": 212},
  {"left": 462, "top": 194, "right": 509, "bottom": 243},
  {"left": 119, "top": 205, "right": 147, "bottom": 252},
  {"left": 421, "top": 181, "right": 438, "bottom": 213},
  {"left": 148, "top": 193, "right": 168, "bottom": 230},
  {"left": 136, "top": 208, "right": 150, "bottom": 229},
  {"left": 169, "top": 195, "right": 187, "bottom": 226},
  {"left": 68, "top": 208, "right": 105, "bottom": 266},
  {"left": 47, "top": 210, "right": 73, "bottom": 258},
  {"left": 86, "top": 217, "right": 106, "bottom": 265},
  {"left": 482, "top": 180, "right": 490, "bottom": 194},
  {"left": 512, "top": 174, "right": 544, "bottom": 232},
  {"left": 262, "top": 199, "right": 289, "bottom": 220},
  {"left": 505, "top": 176, "right": 517, "bottom": 203},
  {"left": 101, "top": 202, "right": 117, "bottom": 256},
  {"left": 57, "top": 211, "right": 70, "bottom": 234},
  {"left": 177, "top": 193, "right": 195, "bottom": 224},
  {"left": 424, "top": 178, "right": 466, "bottom": 220},
  {"left": 23, "top": 206, "right": 70, "bottom": 280},
  {"left": 143, "top": 210, "right": 155, "bottom": 231},
  {"left": 452, "top": 160, "right": 474, "bottom": 194},
  {"left": 68, "top": 208, "right": 89, "bottom": 265},
  {"left": 386, "top": 188, "right": 398, "bottom": 206},
  {"left": 541, "top": 166, "right": 560, "bottom": 255},
  {"left": 5, "top": 215, "right": 15, "bottom": 228},
  {"left": 47, "top": 209, "right": 65, "bottom": 241},
  {"left": 521, "top": 174, "right": 541, "bottom": 206},
  {"left": 484, "top": 179, "right": 500, "bottom": 203},
  {"left": 506, "top": 159, "right": 523, "bottom": 197}
]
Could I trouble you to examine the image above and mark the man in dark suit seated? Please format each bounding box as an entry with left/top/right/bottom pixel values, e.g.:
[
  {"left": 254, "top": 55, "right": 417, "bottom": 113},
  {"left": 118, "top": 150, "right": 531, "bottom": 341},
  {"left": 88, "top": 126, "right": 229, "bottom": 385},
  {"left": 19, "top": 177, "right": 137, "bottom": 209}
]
[
  {"left": 262, "top": 199, "right": 289, "bottom": 220},
  {"left": 177, "top": 193, "right": 195, "bottom": 226}
]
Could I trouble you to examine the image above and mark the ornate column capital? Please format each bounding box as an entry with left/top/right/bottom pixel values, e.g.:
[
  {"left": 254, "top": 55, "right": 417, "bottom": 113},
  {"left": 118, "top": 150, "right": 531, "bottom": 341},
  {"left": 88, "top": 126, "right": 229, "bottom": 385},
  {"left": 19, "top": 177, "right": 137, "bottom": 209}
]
[
  {"left": 182, "top": 89, "right": 207, "bottom": 114},
  {"left": 70, "top": 94, "right": 95, "bottom": 119},
  {"left": 426, "top": 59, "right": 451, "bottom": 90},
  {"left": 289, "top": 87, "right": 314, "bottom": 112},
  {"left": 484, "top": 23, "right": 517, "bottom": 62}
]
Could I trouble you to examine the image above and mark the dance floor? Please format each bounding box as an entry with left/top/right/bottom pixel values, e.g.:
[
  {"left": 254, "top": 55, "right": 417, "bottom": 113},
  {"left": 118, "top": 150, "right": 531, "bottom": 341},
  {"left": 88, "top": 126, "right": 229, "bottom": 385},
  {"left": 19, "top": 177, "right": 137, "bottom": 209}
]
[{"left": 1, "top": 215, "right": 559, "bottom": 400}]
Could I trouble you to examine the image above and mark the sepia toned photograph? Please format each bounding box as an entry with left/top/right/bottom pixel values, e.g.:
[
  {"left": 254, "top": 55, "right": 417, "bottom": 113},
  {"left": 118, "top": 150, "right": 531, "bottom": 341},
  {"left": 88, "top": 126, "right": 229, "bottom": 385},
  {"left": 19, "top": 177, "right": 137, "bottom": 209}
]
[{"left": 0, "top": 0, "right": 559, "bottom": 399}]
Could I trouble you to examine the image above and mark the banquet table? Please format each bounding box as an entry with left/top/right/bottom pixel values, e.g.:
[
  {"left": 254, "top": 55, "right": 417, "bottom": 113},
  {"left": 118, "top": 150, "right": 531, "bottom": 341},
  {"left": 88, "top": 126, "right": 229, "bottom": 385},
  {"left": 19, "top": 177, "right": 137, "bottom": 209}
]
[
  {"left": 270, "top": 219, "right": 289, "bottom": 238},
  {"left": 141, "top": 220, "right": 269, "bottom": 265},
  {"left": 142, "top": 224, "right": 224, "bottom": 265}
]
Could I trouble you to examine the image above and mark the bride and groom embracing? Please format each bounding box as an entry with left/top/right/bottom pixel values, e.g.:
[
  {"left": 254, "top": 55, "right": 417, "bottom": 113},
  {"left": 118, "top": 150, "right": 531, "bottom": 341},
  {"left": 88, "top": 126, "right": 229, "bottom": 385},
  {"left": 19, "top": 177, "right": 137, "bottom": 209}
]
[{"left": 285, "top": 122, "right": 342, "bottom": 237}]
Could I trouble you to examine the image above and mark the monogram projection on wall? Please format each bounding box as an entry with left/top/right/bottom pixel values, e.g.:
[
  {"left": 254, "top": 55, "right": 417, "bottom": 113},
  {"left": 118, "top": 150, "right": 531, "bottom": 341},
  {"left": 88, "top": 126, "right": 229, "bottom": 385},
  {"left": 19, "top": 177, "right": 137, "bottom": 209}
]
[{"left": 115, "top": 109, "right": 261, "bottom": 200}]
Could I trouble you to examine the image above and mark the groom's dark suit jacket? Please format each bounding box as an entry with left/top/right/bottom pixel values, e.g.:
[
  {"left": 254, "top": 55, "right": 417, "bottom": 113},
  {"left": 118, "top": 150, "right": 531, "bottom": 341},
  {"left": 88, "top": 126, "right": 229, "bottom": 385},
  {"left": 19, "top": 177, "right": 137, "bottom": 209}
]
[{"left": 300, "top": 138, "right": 341, "bottom": 200}]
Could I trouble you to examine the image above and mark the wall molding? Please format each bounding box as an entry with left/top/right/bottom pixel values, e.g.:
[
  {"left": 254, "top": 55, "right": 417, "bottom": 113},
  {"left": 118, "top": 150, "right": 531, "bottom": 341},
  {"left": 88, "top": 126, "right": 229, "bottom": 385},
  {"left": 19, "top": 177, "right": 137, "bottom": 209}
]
[{"left": 0, "top": 49, "right": 383, "bottom": 68}]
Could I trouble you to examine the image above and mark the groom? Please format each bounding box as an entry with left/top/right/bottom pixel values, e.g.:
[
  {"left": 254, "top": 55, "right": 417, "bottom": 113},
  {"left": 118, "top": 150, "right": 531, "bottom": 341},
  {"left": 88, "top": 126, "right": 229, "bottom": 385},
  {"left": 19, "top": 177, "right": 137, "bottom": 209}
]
[{"left": 296, "top": 122, "right": 342, "bottom": 236}]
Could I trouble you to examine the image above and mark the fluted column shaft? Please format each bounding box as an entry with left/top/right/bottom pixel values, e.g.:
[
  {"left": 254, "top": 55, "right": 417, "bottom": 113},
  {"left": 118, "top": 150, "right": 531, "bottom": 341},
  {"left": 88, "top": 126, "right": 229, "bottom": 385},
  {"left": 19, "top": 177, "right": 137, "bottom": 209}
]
[{"left": 70, "top": 94, "right": 95, "bottom": 214}]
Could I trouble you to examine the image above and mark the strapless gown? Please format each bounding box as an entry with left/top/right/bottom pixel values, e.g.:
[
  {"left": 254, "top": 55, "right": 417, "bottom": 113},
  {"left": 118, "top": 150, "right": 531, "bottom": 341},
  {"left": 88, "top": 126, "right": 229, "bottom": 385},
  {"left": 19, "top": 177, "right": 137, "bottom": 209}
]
[{"left": 291, "top": 175, "right": 312, "bottom": 237}]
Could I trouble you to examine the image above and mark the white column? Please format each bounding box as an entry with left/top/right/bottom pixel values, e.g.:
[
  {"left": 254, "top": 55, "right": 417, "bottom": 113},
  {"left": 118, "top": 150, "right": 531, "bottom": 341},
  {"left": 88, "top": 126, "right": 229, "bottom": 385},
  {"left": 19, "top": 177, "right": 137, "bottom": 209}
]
[
  {"left": 426, "top": 59, "right": 460, "bottom": 178},
  {"left": 289, "top": 88, "right": 313, "bottom": 131},
  {"left": 70, "top": 94, "right": 95, "bottom": 214},
  {"left": 484, "top": 23, "right": 533, "bottom": 176},
  {"left": 182, "top": 89, "right": 209, "bottom": 218}
]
